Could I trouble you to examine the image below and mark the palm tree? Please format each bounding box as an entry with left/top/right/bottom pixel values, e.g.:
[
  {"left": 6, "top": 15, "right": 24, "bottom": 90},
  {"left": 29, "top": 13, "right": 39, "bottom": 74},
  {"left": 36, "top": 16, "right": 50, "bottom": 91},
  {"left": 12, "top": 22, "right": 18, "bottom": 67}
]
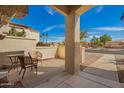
[
  {"left": 41, "top": 33, "right": 48, "bottom": 43},
  {"left": 41, "top": 33, "right": 45, "bottom": 43},
  {"left": 100, "top": 34, "right": 112, "bottom": 45},
  {"left": 80, "top": 31, "right": 89, "bottom": 42},
  {"left": 121, "top": 12, "right": 124, "bottom": 40},
  {"left": 90, "top": 36, "right": 97, "bottom": 43},
  {"left": 45, "top": 33, "right": 48, "bottom": 43},
  {"left": 91, "top": 36, "right": 104, "bottom": 47},
  {"left": 121, "top": 12, "right": 124, "bottom": 21}
]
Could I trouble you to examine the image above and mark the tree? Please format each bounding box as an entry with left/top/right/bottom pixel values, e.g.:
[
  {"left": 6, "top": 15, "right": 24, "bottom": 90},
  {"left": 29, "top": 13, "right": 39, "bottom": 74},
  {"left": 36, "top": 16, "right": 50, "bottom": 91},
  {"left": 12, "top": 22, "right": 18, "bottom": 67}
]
[
  {"left": 40, "top": 33, "right": 48, "bottom": 43},
  {"left": 45, "top": 33, "right": 48, "bottom": 43},
  {"left": 90, "top": 36, "right": 97, "bottom": 43},
  {"left": 121, "top": 12, "right": 124, "bottom": 21},
  {"left": 90, "top": 36, "right": 104, "bottom": 47},
  {"left": 90, "top": 34, "right": 112, "bottom": 48},
  {"left": 100, "top": 34, "right": 112, "bottom": 45},
  {"left": 80, "top": 31, "right": 89, "bottom": 42},
  {"left": 41, "top": 33, "right": 45, "bottom": 43},
  {"left": 121, "top": 12, "right": 124, "bottom": 40}
]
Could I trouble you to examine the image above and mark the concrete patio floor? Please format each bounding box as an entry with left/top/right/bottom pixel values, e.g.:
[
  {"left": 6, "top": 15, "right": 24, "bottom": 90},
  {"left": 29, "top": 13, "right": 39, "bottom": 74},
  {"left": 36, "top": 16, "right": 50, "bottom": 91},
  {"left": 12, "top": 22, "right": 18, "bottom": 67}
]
[
  {"left": 2, "top": 52, "right": 124, "bottom": 88},
  {"left": 36, "top": 54, "right": 123, "bottom": 88}
]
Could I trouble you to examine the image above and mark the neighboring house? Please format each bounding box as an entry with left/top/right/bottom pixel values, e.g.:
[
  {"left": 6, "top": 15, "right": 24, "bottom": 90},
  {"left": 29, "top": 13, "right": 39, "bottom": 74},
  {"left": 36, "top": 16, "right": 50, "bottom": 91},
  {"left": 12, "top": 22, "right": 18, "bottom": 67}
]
[
  {"left": 105, "top": 40, "right": 124, "bottom": 48},
  {"left": 0, "top": 23, "right": 40, "bottom": 42}
]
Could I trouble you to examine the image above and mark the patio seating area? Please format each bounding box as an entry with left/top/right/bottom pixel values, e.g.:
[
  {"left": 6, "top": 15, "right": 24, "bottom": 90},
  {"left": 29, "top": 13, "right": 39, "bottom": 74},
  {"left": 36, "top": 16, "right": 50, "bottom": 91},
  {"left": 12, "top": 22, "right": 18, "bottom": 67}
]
[
  {"left": 0, "top": 51, "right": 124, "bottom": 88},
  {"left": 0, "top": 58, "right": 65, "bottom": 87}
]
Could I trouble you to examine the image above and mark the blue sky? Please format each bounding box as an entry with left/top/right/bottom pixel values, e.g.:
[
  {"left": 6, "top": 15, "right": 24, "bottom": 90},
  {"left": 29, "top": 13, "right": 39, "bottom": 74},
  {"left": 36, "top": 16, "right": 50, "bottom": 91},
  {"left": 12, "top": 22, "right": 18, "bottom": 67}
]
[{"left": 11, "top": 5, "right": 124, "bottom": 42}]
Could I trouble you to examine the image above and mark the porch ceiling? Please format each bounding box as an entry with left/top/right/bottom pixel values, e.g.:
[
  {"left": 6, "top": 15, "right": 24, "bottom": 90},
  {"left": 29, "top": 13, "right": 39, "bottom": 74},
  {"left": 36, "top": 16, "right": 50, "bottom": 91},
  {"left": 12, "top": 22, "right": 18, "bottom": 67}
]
[
  {"left": 0, "top": 5, "right": 94, "bottom": 26},
  {"left": 49, "top": 5, "right": 94, "bottom": 16}
]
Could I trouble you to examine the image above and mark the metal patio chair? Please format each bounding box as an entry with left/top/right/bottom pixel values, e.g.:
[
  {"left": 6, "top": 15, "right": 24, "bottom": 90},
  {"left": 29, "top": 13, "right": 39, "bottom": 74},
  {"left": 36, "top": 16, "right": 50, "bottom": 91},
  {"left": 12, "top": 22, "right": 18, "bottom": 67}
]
[{"left": 18, "top": 55, "right": 38, "bottom": 79}]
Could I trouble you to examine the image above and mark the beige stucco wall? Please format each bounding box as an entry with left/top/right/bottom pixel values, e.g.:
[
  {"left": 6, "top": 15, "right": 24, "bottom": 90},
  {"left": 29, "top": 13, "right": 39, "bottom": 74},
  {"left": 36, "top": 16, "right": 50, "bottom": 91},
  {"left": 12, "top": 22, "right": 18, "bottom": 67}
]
[
  {"left": 56, "top": 46, "right": 85, "bottom": 63},
  {"left": 81, "top": 47, "right": 85, "bottom": 63},
  {"left": 56, "top": 46, "right": 65, "bottom": 59},
  {"left": 36, "top": 47, "right": 57, "bottom": 59},
  {"left": 25, "top": 29, "right": 40, "bottom": 43},
  {"left": 0, "top": 36, "right": 37, "bottom": 52}
]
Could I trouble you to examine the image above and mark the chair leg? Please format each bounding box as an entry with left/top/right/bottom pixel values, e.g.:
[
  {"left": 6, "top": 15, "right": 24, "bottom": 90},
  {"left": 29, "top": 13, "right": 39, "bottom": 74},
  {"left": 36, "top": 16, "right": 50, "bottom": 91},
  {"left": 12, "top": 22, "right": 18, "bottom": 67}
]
[
  {"left": 16, "top": 63, "right": 20, "bottom": 72},
  {"left": 19, "top": 68, "right": 22, "bottom": 75},
  {"left": 17, "top": 67, "right": 18, "bottom": 72},
  {"left": 36, "top": 67, "right": 37, "bottom": 75},
  {"left": 35, "top": 65, "right": 38, "bottom": 75},
  {"left": 8, "top": 64, "right": 13, "bottom": 73},
  {"left": 22, "top": 69, "right": 26, "bottom": 79},
  {"left": 31, "top": 67, "right": 33, "bottom": 71}
]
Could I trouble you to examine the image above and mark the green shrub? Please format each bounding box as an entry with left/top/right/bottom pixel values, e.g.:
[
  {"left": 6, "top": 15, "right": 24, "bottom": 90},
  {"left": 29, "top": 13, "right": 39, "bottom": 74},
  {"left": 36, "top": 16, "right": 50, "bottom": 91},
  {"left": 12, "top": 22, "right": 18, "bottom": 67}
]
[
  {"left": 90, "top": 34, "right": 112, "bottom": 48},
  {"left": 16, "top": 29, "right": 26, "bottom": 37},
  {"left": 9, "top": 27, "right": 26, "bottom": 37},
  {"left": 99, "top": 34, "right": 112, "bottom": 45},
  {"left": 37, "top": 42, "right": 50, "bottom": 47}
]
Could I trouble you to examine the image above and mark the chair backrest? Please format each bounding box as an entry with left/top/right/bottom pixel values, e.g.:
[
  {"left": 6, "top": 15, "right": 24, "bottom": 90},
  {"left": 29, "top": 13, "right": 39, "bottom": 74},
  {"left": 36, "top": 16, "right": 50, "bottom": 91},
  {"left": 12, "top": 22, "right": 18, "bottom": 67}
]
[
  {"left": 36, "top": 51, "right": 42, "bottom": 58},
  {"left": 28, "top": 50, "right": 43, "bottom": 60},
  {"left": 28, "top": 51, "right": 38, "bottom": 59}
]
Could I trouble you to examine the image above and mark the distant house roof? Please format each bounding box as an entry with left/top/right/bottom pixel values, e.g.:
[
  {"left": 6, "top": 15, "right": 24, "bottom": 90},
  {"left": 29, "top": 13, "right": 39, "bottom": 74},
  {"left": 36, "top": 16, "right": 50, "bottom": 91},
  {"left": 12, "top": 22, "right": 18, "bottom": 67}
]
[
  {"left": 10, "top": 23, "right": 29, "bottom": 29},
  {"left": 10, "top": 23, "right": 39, "bottom": 33}
]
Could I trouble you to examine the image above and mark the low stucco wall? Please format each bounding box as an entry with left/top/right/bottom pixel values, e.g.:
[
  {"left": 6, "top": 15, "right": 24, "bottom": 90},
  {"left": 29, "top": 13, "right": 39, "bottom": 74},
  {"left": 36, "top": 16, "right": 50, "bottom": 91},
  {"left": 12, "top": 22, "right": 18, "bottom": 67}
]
[
  {"left": 81, "top": 47, "right": 85, "bottom": 63},
  {"left": 56, "top": 46, "right": 65, "bottom": 59},
  {"left": 0, "top": 36, "right": 37, "bottom": 52},
  {"left": 56, "top": 46, "right": 85, "bottom": 63},
  {"left": 36, "top": 47, "right": 57, "bottom": 59}
]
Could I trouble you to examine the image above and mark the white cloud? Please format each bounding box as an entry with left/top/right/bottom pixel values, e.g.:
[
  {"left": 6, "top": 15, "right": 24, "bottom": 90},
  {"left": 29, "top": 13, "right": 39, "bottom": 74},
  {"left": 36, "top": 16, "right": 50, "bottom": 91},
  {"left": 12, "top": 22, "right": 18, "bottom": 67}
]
[
  {"left": 42, "top": 25, "right": 56, "bottom": 32},
  {"left": 47, "top": 36, "right": 65, "bottom": 42},
  {"left": 88, "top": 31, "right": 102, "bottom": 34},
  {"left": 44, "top": 6, "right": 56, "bottom": 15},
  {"left": 95, "top": 5, "right": 104, "bottom": 14},
  {"left": 89, "top": 35, "right": 101, "bottom": 38},
  {"left": 42, "top": 24, "right": 65, "bottom": 33},
  {"left": 91, "top": 27, "right": 124, "bottom": 31}
]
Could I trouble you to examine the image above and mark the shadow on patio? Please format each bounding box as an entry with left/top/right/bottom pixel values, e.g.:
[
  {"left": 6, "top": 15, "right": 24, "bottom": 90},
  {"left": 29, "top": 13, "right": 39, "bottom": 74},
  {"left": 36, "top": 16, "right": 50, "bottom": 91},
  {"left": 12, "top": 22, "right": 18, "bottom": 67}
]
[
  {"left": 83, "top": 67, "right": 119, "bottom": 82},
  {"left": 6, "top": 59, "right": 65, "bottom": 87}
]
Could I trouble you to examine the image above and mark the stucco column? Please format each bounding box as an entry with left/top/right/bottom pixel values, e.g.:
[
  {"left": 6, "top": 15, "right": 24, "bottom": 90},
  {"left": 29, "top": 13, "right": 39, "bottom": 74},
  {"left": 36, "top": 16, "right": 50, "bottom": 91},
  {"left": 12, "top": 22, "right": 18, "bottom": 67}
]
[{"left": 65, "top": 11, "right": 81, "bottom": 74}]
